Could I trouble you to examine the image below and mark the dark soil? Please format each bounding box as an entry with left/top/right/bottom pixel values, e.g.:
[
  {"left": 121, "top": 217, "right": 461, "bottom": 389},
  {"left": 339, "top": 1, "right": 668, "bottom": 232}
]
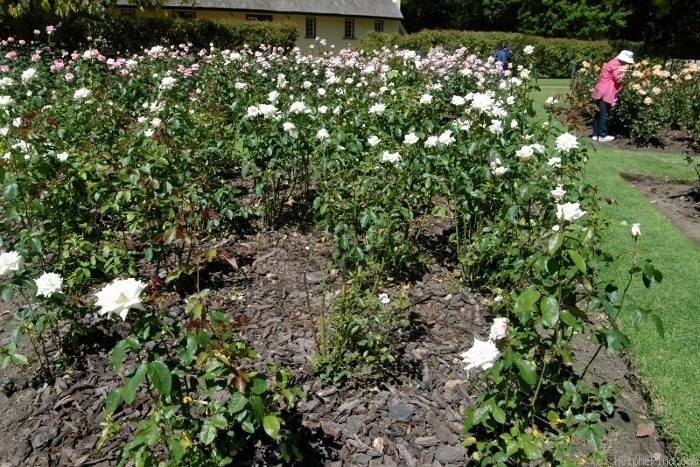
[
  {"left": 4, "top": 148, "right": 699, "bottom": 465},
  {"left": 591, "top": 130, "right": 699, "bottom": 155},
  {"left": 622, "top": 173, "right": 700, "bottom": 247}
]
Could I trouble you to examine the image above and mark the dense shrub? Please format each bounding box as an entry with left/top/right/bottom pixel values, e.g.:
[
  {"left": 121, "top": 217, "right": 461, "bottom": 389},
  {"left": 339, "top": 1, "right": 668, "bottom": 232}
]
[
  {"left": 359, "top": 30, "right": 644, "bottom": 78},
  {"left": 548, "top": 59, "right": 700, "bottom": 147},
  {"left": 55, "top": 15, "right": 298, "bottom": 54}
]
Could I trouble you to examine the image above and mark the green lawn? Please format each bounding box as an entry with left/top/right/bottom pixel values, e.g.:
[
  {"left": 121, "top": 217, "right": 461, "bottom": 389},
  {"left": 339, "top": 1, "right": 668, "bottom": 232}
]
[
  {"left": 531, "top": 78, "right": 569, "bottom": 119},
  {"left": 530, "top": 81, "right": 700, "bottom": 456},
  {"left": 583, "top": 147, "right": 700, "bottom": 456}
]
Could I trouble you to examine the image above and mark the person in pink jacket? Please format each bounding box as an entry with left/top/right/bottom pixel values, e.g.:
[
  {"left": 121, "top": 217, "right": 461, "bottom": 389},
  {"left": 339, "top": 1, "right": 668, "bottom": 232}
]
[{"left": 591, "top": 50, "right": 635, "bottom": 142}]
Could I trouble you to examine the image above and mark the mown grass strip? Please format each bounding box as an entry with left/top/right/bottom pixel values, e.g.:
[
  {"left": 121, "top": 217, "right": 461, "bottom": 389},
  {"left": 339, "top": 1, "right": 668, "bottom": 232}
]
[{"left": 584, "top": 146, "right": 700, "bottom": 457}]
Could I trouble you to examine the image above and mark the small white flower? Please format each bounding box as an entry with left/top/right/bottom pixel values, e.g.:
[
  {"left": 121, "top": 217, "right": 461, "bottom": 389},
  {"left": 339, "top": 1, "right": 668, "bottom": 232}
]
[
  {"left": 258, "top": 104, "right": 279, "bottom": 118},
  {"left": 545, "top": 96, "right": 559, "bottom": 105},
  {"left": 0, "top": 251, "right": 24, "bottom": 276},
  {"left": 289, "top": 100, "right": 309, "bottom": 114},
  {"left": 419, "top": 94, "right": 433, "bottom": 105},
  {"left": 234, "top": 82, "right": 248, "bottom": 90},
  {"left": 369, "top": 102, "right": 386, "bottom": 115},
  {"left": 523, "top": 45, "right": 535, "bottom": 55},
  {"left": 267, "top": 90, "right": 279, "bottom": 102},
  {"left": 94, "top": 278, "right": 147, "bottom": 320},
  {"left": 555, "top": 132, "right": 579, "bottom": 153},
  {"left": 159, "top": 76, "right": 177, "bottom": 90},
  {"left": 556, "top": 202, "right": 587, "bottom": 222},
  {"left": 450, "top": 95, "right": 465, "bottom": 106},
  {"left": 35, "top": 272, "right": 63, "bottom": 297},
  {"left": 438, "top": 129, "right": 455, "bottom": 146},
  {"left": 492, "top": 166, "right": 509, "bottom": 176},
  {"left": 550, "top": 185, "right": 566, "bottom": 201},
  {"left": 316, "top": 128, "right": 330, "bottom": 140},
  {"left": 73, "top": 87, "right": 92, "bottom": 101},
  {"left": 515, "top": 145, "right": 534, "bottom": 161},
  {"left": 317, "top": 105, "right": 328, "bottom": 114},
  {"left": 150, "top": 117, "right": 162, "bottom": 127},
  {"left": 470, "top": 92, "right": 495, "bottom": 112},
  {"left": 461, "top": 338, "right": 501, "bottom": 371},
  {"left": 143, "top": 129, "right": 154, "bottom": 138},
  {"left": 21, "top": 67, "right": 37, "bottom": 84},
  {"left": 488, "top": 119, "right": 503, "bottom": 135},
  {"left": 489, "top": 318, "right": 508, "bottom": 341},
  {"left": 403, "top": 132, "right": 419, "bottom": 146},
  {"left": 631, "top": 223, "right": 641, "bottom": 237},
  {"left": 547, "top": 157, "right": 562, "bottom": 168},
  {"left": 424, "top": 136, "right": 439, "bottom": 148},
  {"left": 0, "top": 95, "right": 14, "bottom": 109},
  {"left": 378, "top": 293, "right": 390, "bottom": 305},
  {"left": 367, "top": 135, "right": 381, "bottom": 147},
  {"left": 56, "top": 151, "right": 69, "bottom": 162},
  {"left": 381, "top": 151, "right": 401, "bottom": 164}
]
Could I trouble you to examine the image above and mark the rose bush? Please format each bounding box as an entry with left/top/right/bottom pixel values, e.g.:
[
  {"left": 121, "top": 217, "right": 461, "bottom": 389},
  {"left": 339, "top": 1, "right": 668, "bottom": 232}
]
[{"left": 0, "top": 29, "right": 666, "bottom": 464}]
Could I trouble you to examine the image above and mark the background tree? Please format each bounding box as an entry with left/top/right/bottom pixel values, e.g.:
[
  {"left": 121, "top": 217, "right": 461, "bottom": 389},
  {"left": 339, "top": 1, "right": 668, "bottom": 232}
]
[
  {"left": 400, "top": 0, "right": 698, "bottom": 57},
  {"left": 517, "top": 0, "right": 631, "bottom": 39}
]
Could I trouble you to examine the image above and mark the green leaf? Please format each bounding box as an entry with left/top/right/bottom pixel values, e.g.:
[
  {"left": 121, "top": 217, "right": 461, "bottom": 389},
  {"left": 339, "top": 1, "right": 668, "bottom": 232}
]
[
  {"left": 10, "top": 353, "right": 28, "bottom": 365},
  {"left": 602, "top": 328, "right": 630, "bottom": 354},
  {"left": 491, "top": 405, "right": 506, "bottom": 425},
  {"left": 122, "top": 363, "right": 147, "bottom": 404},
  {"left": 147, "top": 360, "right": 172, "bottom": 396},
  {"left": 250, "top": 395, "right": 265, "bottom": 423},
  {"left": 3, "top": 183, "right": 18, "bottom": 201},
  {"left": 250, "top": 376, "right": 268, "bottom": 395},
  {"left": 642, "top": 261, "right": 663, "bottom": 288},
  {"left": 1, "top": 284, "right": 14, "bottom": 301},
  {"left": 472, "top": 404, "right": 491, "bottom": 425},
  {"left": 548, "top": 232, "right": 563, "bottom": 254},
  {"left": 516, "top": 359, "right": 538, "bottom": 386},
  {"left": 241, "top": 419, "right": 255, "bottom": 434},
  {"left": 540, "top": 295, "right": 560, "bottom": 328},
  {"left": 263, "top": 415, "right": 281, "bottom": 439},
  {"left": 228, "top": 392, "right": 248, "bottom": 413},
  {"left": 568, "top": 249, "right": 586, "bottom": 273},
  {"left": 111, "top": 340, "right": 128, "bottom": 371},
  {"left": 132, "top": 418, "right": 158, "bottom": 448},
  {"left": 514, "top": 288, "right": 540, "bottom": 315},
  {"left": 105, "top": 388, "right": 121, "bottom": 414},
  {"left": 652, "top": 314, "right": 665, "bottom": 338},
  {"left": 169, "top": 436, "right": 186, "bottom": 462},
  {"left": 521, "top": 440, "right": 541, "bottom": 459},
  {"left": 199, "top": 421, "right": 217, "bottom": 445}
]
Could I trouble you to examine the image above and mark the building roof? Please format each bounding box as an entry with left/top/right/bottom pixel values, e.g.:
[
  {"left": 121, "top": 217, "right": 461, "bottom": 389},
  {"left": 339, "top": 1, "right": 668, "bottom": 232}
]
[{"left": 116, "top": 0, "right": 404, "bottom": 20}]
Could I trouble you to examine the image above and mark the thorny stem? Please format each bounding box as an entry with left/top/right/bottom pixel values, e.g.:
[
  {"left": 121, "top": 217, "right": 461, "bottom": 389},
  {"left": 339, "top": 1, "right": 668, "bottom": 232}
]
[{"left": 580, "top": 250, "right": 637, "bottom": 380}]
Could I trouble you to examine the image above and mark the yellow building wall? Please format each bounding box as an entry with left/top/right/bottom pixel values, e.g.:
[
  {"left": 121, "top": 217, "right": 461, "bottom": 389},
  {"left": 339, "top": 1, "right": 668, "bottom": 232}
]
[{"left": 115, "top": 8, "right": 401, "bottom": 50}]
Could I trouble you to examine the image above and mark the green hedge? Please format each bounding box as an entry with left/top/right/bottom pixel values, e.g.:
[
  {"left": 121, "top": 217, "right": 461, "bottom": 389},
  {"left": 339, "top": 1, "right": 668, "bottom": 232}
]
[
  {"left": 55, "top": 15, "right": 298, "bottom": 54},
  {"left": 359, "top": 30, "right": 645, "bottom": 78}
]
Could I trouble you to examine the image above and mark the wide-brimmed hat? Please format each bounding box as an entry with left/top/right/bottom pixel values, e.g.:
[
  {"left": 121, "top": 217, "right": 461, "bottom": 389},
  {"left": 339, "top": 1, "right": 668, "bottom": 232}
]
[{"left": 616, "top": 50, "right": 634, "bottom": 64}]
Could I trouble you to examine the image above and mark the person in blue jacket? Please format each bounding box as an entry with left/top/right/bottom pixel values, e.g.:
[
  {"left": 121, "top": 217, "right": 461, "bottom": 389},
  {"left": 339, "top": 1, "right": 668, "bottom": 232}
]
[{"left": 494, "top": 42, "right": 512, "bottom": 72}]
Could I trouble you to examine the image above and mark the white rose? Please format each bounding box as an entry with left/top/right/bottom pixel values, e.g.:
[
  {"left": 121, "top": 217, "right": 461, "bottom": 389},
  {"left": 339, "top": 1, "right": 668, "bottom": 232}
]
[
  {"left": 555, "top": 132, "right": 579, "bottom": 153},
  {"left": 461, "top": 338, "right": 501, "bottom": 371},
  {"left": 631, "top": 223, "right": 641, "bottom": 237},
  {"left": 95, "top": 278, "right": 147, "bottom": 320},
  {"left": 403, "top": 132, "right": 419, "bottom": 146},
  {"left": 35, "top": 272, "right": 63, "bottom": 297},
  {"left": 556, "top": 202, "right": 587, "bottom": 222},
  {"left": 381, "top": 151, "right": 401, "bottom": 164},
  {"left": 489, "top": 318, "right": 508, "bottom": 341},
  {"left": 0, "top": 251, "right": 24, "bottom": 276}
]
